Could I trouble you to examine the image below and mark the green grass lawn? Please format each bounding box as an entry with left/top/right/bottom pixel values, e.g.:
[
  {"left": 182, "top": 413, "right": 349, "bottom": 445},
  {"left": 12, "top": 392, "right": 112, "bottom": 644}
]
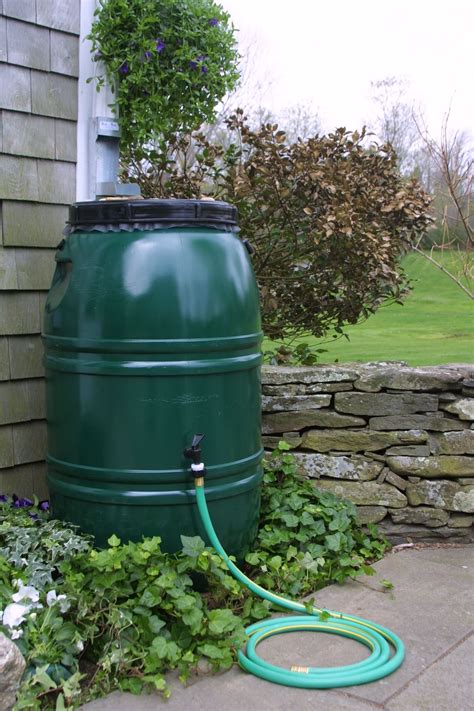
[{"left": 267, "top": 252, "right": 474, "bottom": 366}]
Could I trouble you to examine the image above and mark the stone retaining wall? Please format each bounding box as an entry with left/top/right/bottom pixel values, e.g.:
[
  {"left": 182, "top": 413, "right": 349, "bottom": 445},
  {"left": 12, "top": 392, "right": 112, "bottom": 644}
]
[{"left": 262, "top": 363, "right": 474, "bottom": 543}]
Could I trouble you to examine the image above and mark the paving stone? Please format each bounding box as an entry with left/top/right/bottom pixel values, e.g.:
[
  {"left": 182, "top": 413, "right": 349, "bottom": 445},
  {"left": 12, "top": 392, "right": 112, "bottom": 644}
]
[
  {"left": 354, "top": 364, "right": 464, "bottom": 392},
  {"left": 385, "top": 633, "right": 474, "bottom": 711},
  {"left": 0, "top": 461, "right": 48, "bottom": 498},
  {"left": 6, "top": 18, "right": 50, "bottom": 70},
  {"left": 0, "top": 245, "right": 18, "bottom": 289},
  {"left": 261, "top": 365, "right": 358, "bottom": 385},
  {"left": 355, "top": 505, "right": 387, "bottom": 523},
  {"left": 0, "top": 155, "right": 39, "bottom": 201},
  {"left": 12, "top": 420, "right": 47, "bottom": 465},
  {"left": 262, "top": 410, "right": 365, "bottom": 434},
  {"left": 31, "top": 72, "right": 78, "bottom": 120},
  {"left": 0, "top": 380, "right": 30, "bottom": 425},
  {"left": 388, "top": 506, "right": 449, "bottom": 527},
  {"left": 0, "top": 292, "right": 40, "bottom": 335},
  {"left": 0, "top": 64, "right": 31, "bottom": 112},
  {"left": 387, "top": 455, "right": 474, "bottom": 478},
  {"left": 50, "top": 30, "right": 79, "bottom": 76},
  {"left": 0, "top": 339, "right": 9, "bottom": 380},
  {"left": 0, "top": 426, "right": 14, "bottom": 468},
  {"left": 8, "top": 336, "right": 44, "bottom": 379},
  {"left": 36, "top": 0, "right": 80, "bottom": 34},
  {"left": 55, "top": 119, "right": 77, "bottom": 162},
  {"left": 14, "top": 248, "right": 56, "bottom": 289},
  {"left": 262, "top": 394, "right": 331, "bottom": 412},
  {"left": 369, "top": 414, "right": 468, "bottom": 431},
  {"left": 2, "top": 201, "right": 69, "bottom": 248},
  {"left": 2, "top": 112, "right": 55, "bottom": 159},
  {"left": 406, "top": 479, "right": 474, "bottom": 512},
  {"left": 292, "top": 452, "right": 383, "bottom": 480},
  {"left": 313, "top": 479, "right": 407, "bottom": 507},
  {"left": 2, "top": 0, "right": 35, "bottom": 22},
  {"left": 429, "top": 430, "right": 474, "bottom": 455},
  {"left": 301, "top": 429, "right": 427, "bottom": 453},
  {"left": 37, "top": 160, "right": 76, "bottom": 204},
  {"left": 335, "top": 391, "right": 439, "bottom": 416},
  {"left": 443, "top": 398, "right": 474, "bottom": 421}
]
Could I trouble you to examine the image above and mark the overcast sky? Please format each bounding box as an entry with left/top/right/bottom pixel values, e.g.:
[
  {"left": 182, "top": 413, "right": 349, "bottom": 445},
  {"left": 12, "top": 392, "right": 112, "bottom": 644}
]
[{"left": 220, "top": 0, "right": 473, "bottom": 137}]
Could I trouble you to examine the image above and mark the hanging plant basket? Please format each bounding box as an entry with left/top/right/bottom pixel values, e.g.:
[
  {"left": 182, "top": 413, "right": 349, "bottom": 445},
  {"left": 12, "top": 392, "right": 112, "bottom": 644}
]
[{"left": 88, "top": 0, "right": 240, "bottom": 150}]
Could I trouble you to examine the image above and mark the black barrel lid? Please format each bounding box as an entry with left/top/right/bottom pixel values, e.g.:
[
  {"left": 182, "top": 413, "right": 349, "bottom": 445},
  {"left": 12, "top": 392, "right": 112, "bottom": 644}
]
[{"left": 68, "top": 199, "right": 238, "bottom": 227}]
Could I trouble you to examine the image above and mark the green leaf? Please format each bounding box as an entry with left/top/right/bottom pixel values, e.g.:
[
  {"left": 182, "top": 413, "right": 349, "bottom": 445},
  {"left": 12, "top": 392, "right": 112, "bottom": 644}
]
[
  {"left": 180, "top": 535, "right": 205, "bottom": 558},
  {"left": 325, "top": 532, "right": 343, "bottom": 552},
  {"left": 281, "top": 513, "right": 299, "bottom": 528},
  {"left": 245, "top": 551, "right": 261, "bottom": 566},
  {"left": 207, "top": 609, "right": 240, "bottom": 634},
  {"left": 149, "top": 615, "right": 166, "bottom": 634},
  {"left": 174, "top": 594, "right": 196, "bottom": 612},
  {"left": 107, "top": 534, "right": 121, "bottom": 547},
  {"left": 198, "top": 643, "right": 226, "bottom": 660},
  {"left": 182, "top": 606, "right": 204, "bottom": 632}
]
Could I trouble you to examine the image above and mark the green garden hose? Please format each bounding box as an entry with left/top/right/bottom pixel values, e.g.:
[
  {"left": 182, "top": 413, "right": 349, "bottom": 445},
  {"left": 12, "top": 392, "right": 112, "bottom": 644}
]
[{"left": 194, "top": 477, "right": 405, "bottom": 689}]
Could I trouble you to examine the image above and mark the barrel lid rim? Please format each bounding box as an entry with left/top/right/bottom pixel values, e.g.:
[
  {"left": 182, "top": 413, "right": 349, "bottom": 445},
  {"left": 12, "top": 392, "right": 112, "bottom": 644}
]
[{"left": 68, "top": 199, "right": 238, "bottom": 227}]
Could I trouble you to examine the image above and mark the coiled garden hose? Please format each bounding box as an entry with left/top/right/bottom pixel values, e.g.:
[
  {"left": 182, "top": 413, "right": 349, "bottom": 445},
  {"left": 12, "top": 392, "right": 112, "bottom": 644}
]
[{"left": 194, "top": 476, "right": 405, "bottom": 689}]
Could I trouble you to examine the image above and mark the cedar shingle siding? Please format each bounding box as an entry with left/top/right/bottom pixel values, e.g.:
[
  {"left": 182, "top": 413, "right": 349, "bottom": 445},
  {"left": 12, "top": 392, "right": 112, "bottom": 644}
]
[{"left": 0, "top": 0, "right": 79, "bottom": 497}]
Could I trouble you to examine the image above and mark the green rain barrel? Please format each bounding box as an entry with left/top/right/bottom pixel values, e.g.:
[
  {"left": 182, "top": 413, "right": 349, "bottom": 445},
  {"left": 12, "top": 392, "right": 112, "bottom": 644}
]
[{"left": 43, "top": 199, "right": 263, "bottom": 556}]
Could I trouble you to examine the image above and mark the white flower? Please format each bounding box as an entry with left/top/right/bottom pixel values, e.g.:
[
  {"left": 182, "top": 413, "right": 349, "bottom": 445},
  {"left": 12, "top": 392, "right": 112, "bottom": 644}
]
[
  {"left": 75, "top": 640, "right": 84, "bottom": 652},
  {"left": 12, "top": 585, "right": 40, "bottom": 604},
  {"left": 11, "top": 629, "right": 23, "bottom": 640},
  {"left": 46, "top": 590, "right": 70, "bottom": 613},
  {"left": 2, "top": 603, "right": 30, "bottom": 628}
]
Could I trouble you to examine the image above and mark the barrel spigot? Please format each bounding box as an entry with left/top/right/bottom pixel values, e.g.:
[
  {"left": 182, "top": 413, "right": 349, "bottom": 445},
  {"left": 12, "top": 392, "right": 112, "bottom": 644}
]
[{"left": 184, "top": 434, "right": 206, "bottom": 484}]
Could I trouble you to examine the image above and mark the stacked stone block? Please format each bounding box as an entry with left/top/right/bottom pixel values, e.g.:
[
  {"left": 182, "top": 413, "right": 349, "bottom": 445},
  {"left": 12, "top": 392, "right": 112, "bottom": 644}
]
[
  {"left": 0, "top": 0, "right": 80, "bottom": 496},
  {"left": 262, "top": 363, "right": 474, "bottom": 543}
]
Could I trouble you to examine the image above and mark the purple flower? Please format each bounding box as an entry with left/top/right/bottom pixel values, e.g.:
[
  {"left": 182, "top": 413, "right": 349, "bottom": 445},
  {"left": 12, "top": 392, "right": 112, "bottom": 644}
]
[
  {"left": 143, "top": 50, "right": 153, "bottom": 61},
  {"left": 155, "top": 38, "right": 165, "bottom": 53},
  {"left": 208, "top": 18, "right": 219, "bottom": 26},
  {"left": 12, "top": 495, "right": 33, "bottom": 508},
  {"left": 39, "top": 500, "right": 50, "bottom": 511},
  {"left": 190, "top": 55, "right": 208, "bottom": 71},
  {"left": 0, "top": 494, "right": 8, "bottom": 503},
  {"left": 119, "top": 61, "right": 129, "bottom": 74},
  {"left": 29, "top": 513, "right": 39, "bottom": 520}
]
